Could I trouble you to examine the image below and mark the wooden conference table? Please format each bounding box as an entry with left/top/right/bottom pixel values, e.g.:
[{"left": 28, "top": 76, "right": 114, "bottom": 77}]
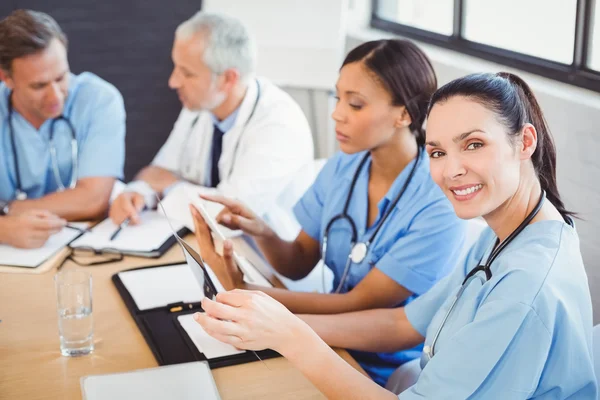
[{"left": 0, "top": 234, "right": 364, "bottom": 399}]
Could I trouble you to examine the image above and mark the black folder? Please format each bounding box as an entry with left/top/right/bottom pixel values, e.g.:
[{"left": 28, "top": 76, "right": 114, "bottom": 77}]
[{"left": 112, "top": 263, "right": 280, "bottom": 369}]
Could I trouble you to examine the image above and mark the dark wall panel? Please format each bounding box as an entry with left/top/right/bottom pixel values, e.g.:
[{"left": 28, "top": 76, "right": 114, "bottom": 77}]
[{"left": 6, "top": 1, "right": 202, "bottom": 180}]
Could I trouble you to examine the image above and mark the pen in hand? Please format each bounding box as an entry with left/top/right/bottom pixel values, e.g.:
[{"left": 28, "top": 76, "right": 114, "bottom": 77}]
[
  {"left": 109, "top": 204, "right": 148, "bottom": 241},
  {"left": 109, "top": 217, "right": 131, "bottom": 241},
  {"left": 65, "top": 224, "right": 90, "bottom": 234}
]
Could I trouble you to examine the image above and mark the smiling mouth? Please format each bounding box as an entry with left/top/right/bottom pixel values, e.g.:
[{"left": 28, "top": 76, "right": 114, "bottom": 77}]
[{"left": 451, "top": 184, "right": 483, "bottom": 196}]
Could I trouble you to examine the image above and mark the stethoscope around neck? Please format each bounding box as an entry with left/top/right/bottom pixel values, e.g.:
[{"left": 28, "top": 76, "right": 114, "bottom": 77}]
[
  {"left": 7, "top": 92, "right": 78, "bottom": 200},
  {"left": 321, "top": 146, "right": 422, "bottom": 294},
  {"left": 421, "top": 190, "right": 547, "bottom": 368}
]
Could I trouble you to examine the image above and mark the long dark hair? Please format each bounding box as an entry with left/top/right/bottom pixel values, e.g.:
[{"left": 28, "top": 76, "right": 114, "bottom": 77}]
[
  {"left": 428, "top": 72, "right": 573, "bottom": 219},
  {"left": 342, "top": 39, "right": 437, "bottom": 146}
]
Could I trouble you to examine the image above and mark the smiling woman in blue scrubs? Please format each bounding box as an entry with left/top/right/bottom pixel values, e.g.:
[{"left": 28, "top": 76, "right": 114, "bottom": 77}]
[
  {"left": 191, "top": 39, "right": 466, "bottom": 385},
  {"left": 193, "top": 72, "right": 596, "bottom": 399}
]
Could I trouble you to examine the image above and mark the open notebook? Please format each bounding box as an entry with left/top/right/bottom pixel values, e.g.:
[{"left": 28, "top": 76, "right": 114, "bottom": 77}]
[
  {"left": 0, "top": 222, "right": 88, "bottom": 270},
  {"left": 69, "top": 212, "right": 187, "bottom": 258},
  {"left": 81, "top": 361, "right": 220, "bottom": 400}
]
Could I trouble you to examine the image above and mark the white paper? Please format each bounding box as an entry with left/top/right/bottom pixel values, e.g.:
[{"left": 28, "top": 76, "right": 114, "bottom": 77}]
[
  {"left": 118, "top": 264, "right": 203, "bottom": 311},
  {"left": 178, "top": 314, "right": 245, "bottom": 359},
  {"left": 0, "top": 222, "right": 87, "bottom": 268},
  {"left": 70, "top": 212, "right": 183, "bottom": 253},
  {"left": 161, "top": 182, "right": 242, "bottom": 238},
  {"left": 81, "top": 361, "right": 220, "bottom": 400}
]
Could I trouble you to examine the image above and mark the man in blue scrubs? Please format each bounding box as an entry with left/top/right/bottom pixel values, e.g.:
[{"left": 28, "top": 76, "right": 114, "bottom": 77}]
[{"left": 0, "top": 10, "right": 125, "bottom": 248}]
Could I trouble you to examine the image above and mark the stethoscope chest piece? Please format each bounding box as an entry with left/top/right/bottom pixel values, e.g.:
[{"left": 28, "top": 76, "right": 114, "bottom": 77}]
[
  {"left": 350, "top": 242, "right": 368, "bottom": 264},
  {"left": 15, "top": 190, "right": 27, "bottom": 201}
]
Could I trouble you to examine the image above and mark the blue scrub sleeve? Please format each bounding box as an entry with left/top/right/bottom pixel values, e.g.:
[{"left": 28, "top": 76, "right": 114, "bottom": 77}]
[
  {"left": 404, "top": 272, "right": 460, "bottom": 337},
  {"left": 293, "top": 154, "right": 341, "bottom": 241},
  {"left": 77, "top": 88, "right": 126, "bottom": 180},
  {"left": 400, "top": 300, "right": 551, "bottom": 398},
  {"left": 375, "top": 202, "right": 466, "bottom": 295},
  {"left": 404, "top": 240, "right": 482, "bottom": 336}
]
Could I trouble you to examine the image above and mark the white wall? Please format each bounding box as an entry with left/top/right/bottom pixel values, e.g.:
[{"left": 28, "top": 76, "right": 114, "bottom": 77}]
[{"left": 283, "top": 0, "right": 600, "bottom": 322}]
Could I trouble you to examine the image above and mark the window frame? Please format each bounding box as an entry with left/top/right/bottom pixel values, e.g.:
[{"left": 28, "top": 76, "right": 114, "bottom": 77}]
[{"left": 371, "top": 0, "right": 600, "bottom": 93}]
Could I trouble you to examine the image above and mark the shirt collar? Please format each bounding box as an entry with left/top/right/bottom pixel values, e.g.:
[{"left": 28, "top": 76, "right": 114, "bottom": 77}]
[
  {"left": 351, "top": 147, "right": 427, "bottom": 215},
  {"left": 383, "top": 147, "right": 427, "bottom": 209},
  {"left": 62, "top": 72, "right": 78, "bottom": 117},
  {"left": 1, "top": 84, "right": 10, "bottom": 118},
  {"left": 337, "top": 148, "right": 427, "bottom": 220},
  {"left": 209, "top": 105, "right": 241, "bottom": 133}
]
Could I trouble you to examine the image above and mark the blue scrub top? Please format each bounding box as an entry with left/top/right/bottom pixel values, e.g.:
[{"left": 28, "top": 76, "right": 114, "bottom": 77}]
[
  {"left": 403, "top": 221, "right": 597, "bottom": 398},
  {"left": 0, "top": 72, "right": 125, "bottom": 201},
  {"left": 294, "top": 149, "right": 467, "bottom": 385}
]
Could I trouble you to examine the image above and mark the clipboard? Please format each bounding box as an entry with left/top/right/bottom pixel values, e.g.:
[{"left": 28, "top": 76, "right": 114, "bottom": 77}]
[{"left": 112, "top": 263, "right": 279, "bottom": 369}]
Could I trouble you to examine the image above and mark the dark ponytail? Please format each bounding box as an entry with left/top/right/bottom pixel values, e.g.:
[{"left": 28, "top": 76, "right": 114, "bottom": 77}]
[
  {"left": 428, "top": 72, "right": 573, "bottom": 220},
  {"left": 342, "top": 39, "right": 437, "bottom": 146}
]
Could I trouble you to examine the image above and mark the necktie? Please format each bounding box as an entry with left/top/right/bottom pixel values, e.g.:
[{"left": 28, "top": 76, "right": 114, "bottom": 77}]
[{"left": 210, "top": 124, "right": 224, "bottom": 187}]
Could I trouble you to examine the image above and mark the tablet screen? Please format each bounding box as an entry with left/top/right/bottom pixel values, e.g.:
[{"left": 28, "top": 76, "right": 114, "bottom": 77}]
[
  {"left": 157, "top": 195, "right": 218, "bottom": 300},
  {"left": 179, "top": 239, "right": 218, "bottom": 300}
]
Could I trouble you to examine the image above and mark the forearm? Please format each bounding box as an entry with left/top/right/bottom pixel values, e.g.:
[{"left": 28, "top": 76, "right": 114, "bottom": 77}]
[
  {"left": 284, "top": 327, "right": 396, "bottom": 400},
  {"left": 299, "top": 308, "right": 424, "bottom": 353},
  {"left": 246, "top": 286, "right": 366, "bottom": 314},
  {"left": 9, "top": 183, "right": 112, "bottom": 221},
  {"left": 0, "top": 218, "right": 10, "bottom": 243},
  {"left": 254, "top": 234, "right": 316, "bottom": 280},
  {"left": 135, "top": 165, "right": 179, "bottom": 193}
]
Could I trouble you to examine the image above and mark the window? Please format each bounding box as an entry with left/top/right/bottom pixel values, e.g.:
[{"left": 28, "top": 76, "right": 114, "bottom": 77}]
[
  {"left": 375, "top": 0, "right": 454, "bottom": 35},
  {"left": 463, "top": 0, "right": 577, "bottom": 64},
  {"left": 372, "top": 0, "right": 600, "bottom": 93},
  {"left": 588, "top": 2, "right": 600, "bottom": 70}
]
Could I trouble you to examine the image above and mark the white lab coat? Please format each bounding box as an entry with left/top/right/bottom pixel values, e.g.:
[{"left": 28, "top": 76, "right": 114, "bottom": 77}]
[{"left": 152, "top": 77, "right": 314, "bottom": 239}]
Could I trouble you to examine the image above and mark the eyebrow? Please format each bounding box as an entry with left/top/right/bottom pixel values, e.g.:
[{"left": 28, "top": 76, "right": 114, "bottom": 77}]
[
  {"left": 179, "top": 66, "right": 194, "bottom": 75},
  {"left": 29, "top": 71, "right": 68, "bottom": 88},
  {"left": 334, "top": 85, "right": 367, "bottom": 99},
  {"left": 426, "top": 129, "right": 484, "bottom": 147}
]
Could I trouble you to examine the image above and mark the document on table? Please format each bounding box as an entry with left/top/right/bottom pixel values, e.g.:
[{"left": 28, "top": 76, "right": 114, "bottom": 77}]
[
  {"left": 81, "top": 361, "right": 220, "bottom": 400},
  {"left": 0, "top": 222, "right": 88, "bottom": 268},
  {"left": 118, "top": 264, "right": 204, "bottom": 311},
  {"left": 70, "top": 211, "right": 184, "bottom": 257},
  {"left": 178, "top": 313, "right": 245, "bottom": 359}
]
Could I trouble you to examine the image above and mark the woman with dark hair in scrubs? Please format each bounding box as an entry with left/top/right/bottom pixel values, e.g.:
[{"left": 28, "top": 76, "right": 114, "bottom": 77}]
[
  {"left": 193, "top": 72, "right": 596, "bottom": 398},
  {"left": 191, "top": 39, "right": 466, "bottom": 385}
]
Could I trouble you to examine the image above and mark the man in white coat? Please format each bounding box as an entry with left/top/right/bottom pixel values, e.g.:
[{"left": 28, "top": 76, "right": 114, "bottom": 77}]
[{"left": 110, "top": 11, "right": 313, "bottom": 238}]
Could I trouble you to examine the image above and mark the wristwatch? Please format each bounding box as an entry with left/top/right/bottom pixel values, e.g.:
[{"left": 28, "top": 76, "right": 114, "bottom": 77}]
[{"left": 0, "top": 200, "right": 10, "bottom": 216}]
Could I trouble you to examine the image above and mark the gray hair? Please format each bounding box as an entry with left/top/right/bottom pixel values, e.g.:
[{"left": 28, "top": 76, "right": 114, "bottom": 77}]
[{"left": 176, "top": 12, "right": 256, "bottom": 83}]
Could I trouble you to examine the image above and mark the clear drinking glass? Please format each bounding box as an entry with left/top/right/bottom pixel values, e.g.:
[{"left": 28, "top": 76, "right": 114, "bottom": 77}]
[{"left": 54, "top": 269, "right": 94, "bottom": 356}]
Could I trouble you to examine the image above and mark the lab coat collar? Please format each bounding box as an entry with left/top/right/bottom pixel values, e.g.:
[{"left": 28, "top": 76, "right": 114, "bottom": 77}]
[
  {"left": 209, "top": 106, "right": 240, "bottom": 133},
  {"left": 230, "top": 77, "right": 260, "bottom": 130}
]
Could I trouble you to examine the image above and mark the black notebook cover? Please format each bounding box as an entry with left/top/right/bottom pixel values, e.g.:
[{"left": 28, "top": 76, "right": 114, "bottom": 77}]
[{"left": 112, "top": 263, "right": 279, "bottom": 368}]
